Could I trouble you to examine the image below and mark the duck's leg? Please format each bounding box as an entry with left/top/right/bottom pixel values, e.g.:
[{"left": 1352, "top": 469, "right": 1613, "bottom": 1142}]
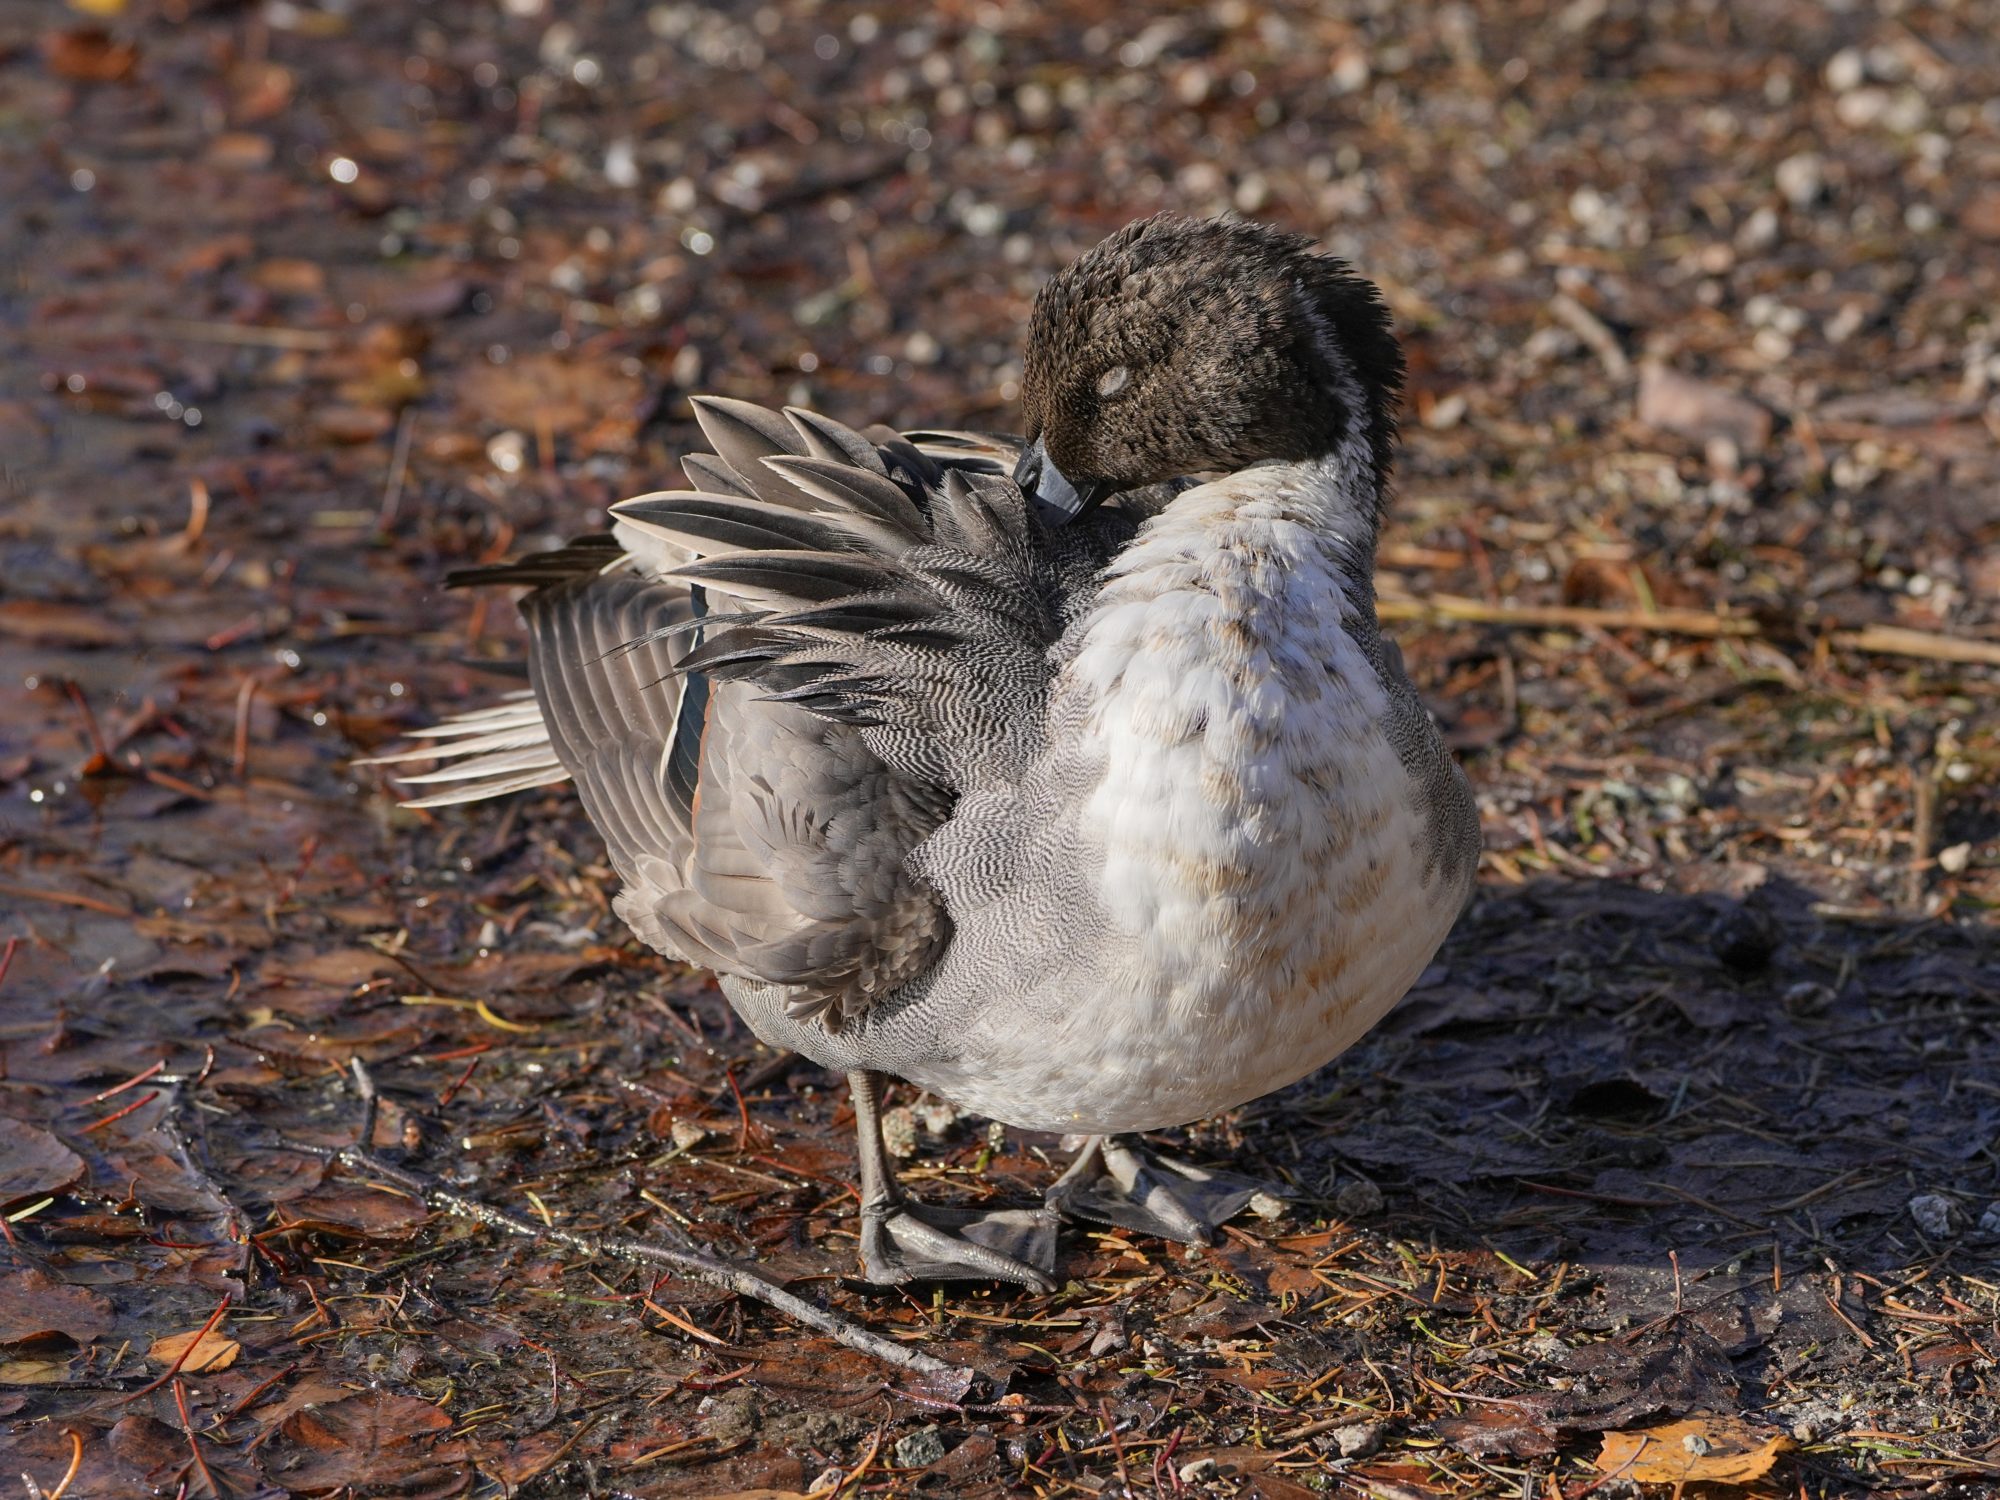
[
  {"left": 1046, "top": 1136, "right": 1271, "bottom": 1246},
  {"left": 849, "top": 1070, "right": 1056, "bottom": 1290}
]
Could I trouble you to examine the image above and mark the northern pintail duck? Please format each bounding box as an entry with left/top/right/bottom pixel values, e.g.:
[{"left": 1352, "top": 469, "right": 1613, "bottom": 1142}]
[{"left": 377, "top": 216, "right": 1480, "bottom": 1289}]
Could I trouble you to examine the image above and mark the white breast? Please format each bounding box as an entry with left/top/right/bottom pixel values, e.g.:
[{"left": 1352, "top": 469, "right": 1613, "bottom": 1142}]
[{"left": 947, "top": 460, "right": 1464, "bottom": 1134}]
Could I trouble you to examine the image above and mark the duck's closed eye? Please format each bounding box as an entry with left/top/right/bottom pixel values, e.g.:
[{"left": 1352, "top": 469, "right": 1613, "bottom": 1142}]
[{"left": 1095, "top": 365, "right": 1131, "bottom": 398}]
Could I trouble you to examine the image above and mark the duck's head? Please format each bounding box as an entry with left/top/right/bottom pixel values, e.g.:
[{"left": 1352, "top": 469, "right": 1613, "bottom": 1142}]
[{"left": 1014, "top": 214, "right": 1404, "bottom": 523}]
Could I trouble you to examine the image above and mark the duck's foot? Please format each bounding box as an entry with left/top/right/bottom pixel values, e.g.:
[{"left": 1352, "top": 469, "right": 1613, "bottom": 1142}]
[
  {"left": 858, "top": 1196, "right": 1056, "bottom": 1290},
  {"left": 1046, "top": 1136, "right": 1271, "bottom": 1246},
  {"left": 846, "top": 1067, "right": 1056, "bottom": 1291}
]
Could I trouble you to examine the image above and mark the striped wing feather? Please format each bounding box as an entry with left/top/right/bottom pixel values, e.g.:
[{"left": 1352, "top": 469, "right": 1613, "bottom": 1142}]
[{"left": 378, "top": 399, "right": 1071, "bottom": 1022}]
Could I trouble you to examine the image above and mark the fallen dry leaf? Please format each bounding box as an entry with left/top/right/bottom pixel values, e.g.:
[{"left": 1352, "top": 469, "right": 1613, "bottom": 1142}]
[
  {"left": 1636, "top": 361, "right": 1773, "bottom": 454},
  {"left": 0, "top": 1118, "right": 86, "bottom": 1206},
  {"left": 1597, "top": 1414, "right": 1794, "bottom": 1486},
  {"left": 43, "top": 24, "right": 138, "bottom": 82},
  {"left": 0, "top": 1356, "right": 75, "bottom": 1385},
  {"left": 0, "top": 1269, "right": 115, "bottom": 1345},
  {"left": 149, "top": 1326, "right": 241, "bottom": 1373},
  {"left": 270, "top": 1390, "right": 468, "bottom": 1493},
  {"left": 1436, "top": 1400, "right": 1559, "bottom": 1458},
  {"left": 1965, "top": 185, "right": 2000, "bottom": 241}
]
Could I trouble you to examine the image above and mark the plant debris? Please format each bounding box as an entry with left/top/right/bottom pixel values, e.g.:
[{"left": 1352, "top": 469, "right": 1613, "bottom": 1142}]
[{"left": 1, "top": 0, "right": 1995, "bottom": 1495}]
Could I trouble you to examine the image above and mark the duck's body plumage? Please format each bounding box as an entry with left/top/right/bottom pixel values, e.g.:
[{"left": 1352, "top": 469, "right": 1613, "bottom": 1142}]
[{"left": 380, "top": 215, "right": 1480, "bottom": 1284}]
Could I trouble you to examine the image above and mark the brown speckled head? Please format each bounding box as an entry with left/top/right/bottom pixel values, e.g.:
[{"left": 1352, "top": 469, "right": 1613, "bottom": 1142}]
[{"left": 1018, "top": 215, "right": 1404, "bottom": 513}]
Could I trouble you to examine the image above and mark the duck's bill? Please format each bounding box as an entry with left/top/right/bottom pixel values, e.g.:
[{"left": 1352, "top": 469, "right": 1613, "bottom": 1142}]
[{"left": 1013, "top": 436, "right": 1110, "bottom": 526}]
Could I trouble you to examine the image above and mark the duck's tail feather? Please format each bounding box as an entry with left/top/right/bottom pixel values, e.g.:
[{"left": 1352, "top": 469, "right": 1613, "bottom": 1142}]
[
  {"left": 354, "top": 690, "right": 570, "bottom": 807},
  {"left": 365, "top": 402, "right": 1047, "bottom": 812}
]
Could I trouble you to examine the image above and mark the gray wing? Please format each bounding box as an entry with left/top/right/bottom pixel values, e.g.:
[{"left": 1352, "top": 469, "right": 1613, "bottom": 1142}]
[
  {"left": 637, "top": 416, "right": 1137, "bottom": 795},
  {"left": 375, "top": 399, "right": 1117, "bottom": 1025}
]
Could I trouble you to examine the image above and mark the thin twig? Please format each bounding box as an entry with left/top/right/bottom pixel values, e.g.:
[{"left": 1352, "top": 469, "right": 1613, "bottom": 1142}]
[
  {"left": 174, "top": 1379, "right": 219, "bottom": 1497},
  {"left": 1378, "top": 591, "right": 2000, "bottom": 666},
  {"left": 1833, "top": 622, "right": 2000, "bottom": 667},
  {"left": 378, "top": 407, "right": 415, "bottom": 530},
  {"left": 1549, "top": 291, "right": 1631, "bottom": 380},
  {"left": 1379, "top": 593, "right": 1758, "bottom": 637},
  {"left": 1099, "top": 1397, "right": 1134, "bottom": 1497},
  {"left": 180, "top": 478, "right": 210, "bottom": 550},
  {"left": 326, "top": 1061, "right": 966, "bottom": 1381},
  {"left": 123, "top": 1295, "right": 233, "bottom": 1402},
  {"left": 43, "top": 1428, "right": 84, "bottom": 1500}
]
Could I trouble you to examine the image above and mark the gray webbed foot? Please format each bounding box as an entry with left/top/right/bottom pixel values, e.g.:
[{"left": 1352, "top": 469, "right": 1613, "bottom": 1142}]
[
  {"left": 846, "top": 1068, "right": 1056, "bottom": 1291},
  {"left": 1047, "top": 1136, "right": 1272, "bottom": 1246},
  {"left": 858, "top": 1195, "right": 1056, "bottom": 1290}
]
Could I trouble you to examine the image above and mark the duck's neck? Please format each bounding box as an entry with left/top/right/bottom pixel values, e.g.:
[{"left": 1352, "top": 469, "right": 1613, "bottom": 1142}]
[
  {"left": 1251, "top": 440, "right": 1382, "bottom": 575},
  {"left": 1082, "top": 446, "right": 1387, "bottom": 687}
]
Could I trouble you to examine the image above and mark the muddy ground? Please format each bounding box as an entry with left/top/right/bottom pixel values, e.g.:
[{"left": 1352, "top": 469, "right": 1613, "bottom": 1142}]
[{"left": 1, "top": 0, "right": 1997, "bottom": 1495}]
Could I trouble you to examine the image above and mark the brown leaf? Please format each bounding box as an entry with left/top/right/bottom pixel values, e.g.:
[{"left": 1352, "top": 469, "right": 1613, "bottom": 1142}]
[
  {"left": 0, "top": 599, "right": 130, "bottom": 647},
  {"left": 1597, "top": 1414, "right": 1793, "bottom": 1486},
  {"left": 207, "top": 131, "right": 275, "bottom": 168},
  {"left": 454, "top": 351, "right": 642, "bottom": 442},
  {"left": 269, "top": 948, "right": 401, "bottom": 987},
  {"left": 272, "top": 1390, "right": 467, "bottom": 1493},
  {"left": 0, "top": 1269, "right": 114, "bottom": 1344},
  {"left": 274, "top": 1185, "right": 429, "bottom": 1241},
  {"left": 230, "top": 60, "right": 294, "bottom": 121},
  {"left": 1435, "top": 1401, "right": 1558, "bottom": 1458},
  {"left": 149, "top": 1326, "right": 241, "bottom": 1372},
  {"left": 43, "top": 24, "right": 138, "bottom": 82},
  {"left": 1249, "top": 1480, "right": 1322, "bottom": 1500},
  {"left": 1965, "top": 186, "right": 2000, "bottom": 242},
  {"left": 0, "top": 1117, "right": 86, "bottom": 1206},
  {"left": 171, "top": 232, "right": 256, "bottom": 280},
  {"left": 313, "top": 405, "right": 397, "bottom": 444},
  {"left": 0, "top": 1355, "right": 76, "bottom": 1384},
  {"left": 1636, "top": 362, "right": 1772, "bottom": 454},
  {"left": 251, "top": 258, "right": 329, "bottom": 298}
]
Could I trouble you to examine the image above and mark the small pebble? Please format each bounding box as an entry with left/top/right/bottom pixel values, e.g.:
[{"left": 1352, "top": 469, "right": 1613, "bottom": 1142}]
[
  {"left": 1332, "top": 1421, "right": 1383, "bottom": 1458},
  {"left": 881, "top": 1104, "right": 918, "bottom": 1159},
  {"left": 486, "top": 430, "right": 527, "bottom": 474},
  {"left": 1734, "top": 204, "right": 1780, "bottom": 252},
  {"left": 1423, "top": 392, "right": 1467, "bottom": 430},
  {"left": 913, "top": 1097, "right": 958, "bottom": 1135},
  {"left": 893, "top": 1425, "right": 948, "bottom": 1469},
  {"left": 1249, "top": 1190, "right": 1287, "bottom": 1221},
  {"left": 1775, "top": 151, "right": 1824, "bottom": 208},
  {"left": 603, "top": 138, "right": 639, "bottom": 189},
  {"left": 1825, "top": 47, "right": 1865, "bottom": 92},
  {"left": 1335, "top": 1178, "right": 1384, "bottom": 1217},
  {"left": 1977, "top": 1203, "right": 2000, "bottom": 1236},
  {"left": 1710, "top": 898, "right": 1779, "bottom": 971},
  {"left": 1908, "top": 1193, "right": 1956, "bottom": 1238}
]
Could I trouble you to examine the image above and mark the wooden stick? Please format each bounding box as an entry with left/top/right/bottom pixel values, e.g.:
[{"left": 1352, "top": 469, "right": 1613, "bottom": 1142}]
[
  {"left": 326, "top": 1061, "right": 967, "bottom": 1381},
  {"left": 1828, "top": 623, "right": 2000, "bottom": 667},
  {"left": 1380, "top": 592, "right": 2000, "bottom": 666},
  {"left": 1378, "top": 593, "right": 1757, "bottom": 637}
]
